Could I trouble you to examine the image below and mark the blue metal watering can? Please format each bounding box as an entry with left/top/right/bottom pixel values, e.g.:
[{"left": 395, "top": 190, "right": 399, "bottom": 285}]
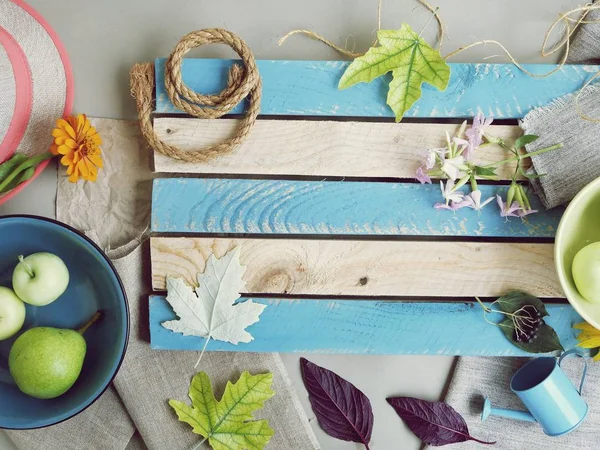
[{"left": 482, "top": 349, "right": 589, "bottom": 437}]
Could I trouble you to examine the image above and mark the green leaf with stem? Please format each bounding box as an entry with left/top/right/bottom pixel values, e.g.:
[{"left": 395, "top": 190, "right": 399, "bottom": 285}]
[
  {"left": 170, "top": 371, "right": 275, "bottom": 450},
  {"left": 514, "top": 134, "right": 539, "bottom": 150},
  {"left": 498, "top": 318, "right": 564, "bottom": 354},
  {"left": 338, "top": 24, "right": 450, "bottom": 122},
  {"left": 475, "top": 293, "right": 563, "bottom": 354},
  {"left": 474, "top": 166, "right": 499, "bottom": 179}
]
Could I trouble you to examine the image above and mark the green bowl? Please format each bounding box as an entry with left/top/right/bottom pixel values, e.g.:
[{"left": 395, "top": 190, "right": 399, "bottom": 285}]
[{"left": 555, "top": 176, "right": 600, "bottom": 328}]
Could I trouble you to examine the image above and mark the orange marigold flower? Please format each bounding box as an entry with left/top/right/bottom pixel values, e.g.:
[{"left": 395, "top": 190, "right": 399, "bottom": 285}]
[{"left": 50, "top": 114, "right": 103, "bottom": 182}]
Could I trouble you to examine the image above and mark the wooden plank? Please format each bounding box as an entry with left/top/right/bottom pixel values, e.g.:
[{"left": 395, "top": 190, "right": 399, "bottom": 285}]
[
  {"left": 155, "top": 59, "right": 600, "bottom": 118},
  {"left": 149, "top": 296, "right": 581, "bottom": 355},
  {"left": 152, "top": 178, "right": 562, "bottom": 238},
  {"left": 150, "top": 237, "right": 560, "bottom": 297},
  {"left": 153, "top": 120, "right": 526, "bottom": 178}
]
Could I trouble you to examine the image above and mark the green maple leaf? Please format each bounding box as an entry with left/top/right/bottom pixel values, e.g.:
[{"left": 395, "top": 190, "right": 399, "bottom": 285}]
[
  {"left": 170, "top": 371, "right": 275, "bottom": 450},
  {"left": 338, "top": 23, "right": 450, "bottom": 122}
]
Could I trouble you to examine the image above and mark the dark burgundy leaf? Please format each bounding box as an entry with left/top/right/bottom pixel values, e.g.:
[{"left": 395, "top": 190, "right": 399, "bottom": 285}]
[
  {"left": 300, "top": 358, "right": 373, "bottom": 449},
  {"left": 387, "top": 397, "right": 495, "bottom": 446}
]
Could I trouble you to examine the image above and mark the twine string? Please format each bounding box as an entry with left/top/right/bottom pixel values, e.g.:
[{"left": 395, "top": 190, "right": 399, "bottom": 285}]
[
  {"left": 279, "top": 0, "right": 443, "bottom": 56},
  {"left": 130, "top": 28, "right": 262, "bottom": 162},
  {"left": 279, "top": 1, "right": 600, "bottom": 120}
]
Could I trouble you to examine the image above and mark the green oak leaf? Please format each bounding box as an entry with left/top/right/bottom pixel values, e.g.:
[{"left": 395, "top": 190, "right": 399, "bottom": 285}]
[
  {"left": 338, "top": 24, "right": 450, "bottom": 122},
  {"left": 170, "top": 371, "right": 275, "bottom": 450}
]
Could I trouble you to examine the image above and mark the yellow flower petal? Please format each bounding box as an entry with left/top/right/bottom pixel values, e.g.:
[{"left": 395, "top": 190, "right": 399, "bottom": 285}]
[
  {"left": 83, "top": 158, "right": 98, "bottom": 179},
  {"left": 57, "top": 144, "right": 74, "bottom": 155},
  {"left": 50, "top": 144, "right": 59, "bottom": 156},
  {"left": 81, "top": 115, "right": 91, "bottom": 136},
  {"left": 87, "top": 150, "right": 103, "bottom": 168},
  {"left": 77, "top": 160, "right": 90, "bottom": 178},
  {"left": 574, "top": 322, "right": 599, "bottom": 332},
  {"left": 66, "top": 139, "right": 79, "bottom": 149},
  {"left": 58, "top": 118, "right": 76, "bottom": 140},
  {"left": 54, "top": 136, "right": 69, "bottom": 146},
  {"left": 60, "top": 154, "right": 74, "bottom": 166},
  {"left": 577, "top": 337, "right": 600, "bottom": 348},
  {"left": 52, "top": 128, "right": 68, "bottom": 139}
]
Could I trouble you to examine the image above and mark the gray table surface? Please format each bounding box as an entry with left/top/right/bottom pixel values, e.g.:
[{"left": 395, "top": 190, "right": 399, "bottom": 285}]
[{"left": 0, "top": 1, "right": 572, "bottom": 448}]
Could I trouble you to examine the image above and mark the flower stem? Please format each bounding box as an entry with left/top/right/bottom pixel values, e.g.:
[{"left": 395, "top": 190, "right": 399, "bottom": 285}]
[
  {"left": 482, "top": 143, "right": 563, "bottom": 168},
  {"left": 17, "top": 255, "right": 35, "bottom": 278},
  {"left": 0, "top": 152, "right": 54, "bottom": 192},
  {"left": 475, "top": 296, "right": 492, "bottom": 313},
  {"left": 470, "top": 176, "right": 478, "bottom": 191}
]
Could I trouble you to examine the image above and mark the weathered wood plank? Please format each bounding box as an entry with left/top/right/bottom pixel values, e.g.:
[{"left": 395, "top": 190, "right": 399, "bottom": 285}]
[
  {"left": 150, "top": 237, "right": 560, "bottom": 297},
  {"left": 155, "top": 59, "right": 600, "bottom": 118},
  {"left": 149, "top": 296, "right": 580, "bottom": 355},
  {"left": 153, "top": 119, "right": 526, "bottom": 178},
  {"left": 152, "top": 178, "right": 562, "bottom": 238}
]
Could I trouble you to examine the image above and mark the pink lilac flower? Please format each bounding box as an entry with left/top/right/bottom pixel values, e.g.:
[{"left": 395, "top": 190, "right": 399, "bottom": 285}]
[
  {"left": 517, "top": 208, "right": 538, "bottom": 217},
  {"left": 466, "top": 113, "right": 493, "bottom": 150},
  {"left": 496, "top": 195, "right": 520, "bottom": 218},
  {"left": 453, "top": 137, "right": 475, "bottom": 161},
  {"left": 440, "top": 180, "right": 465, "bottom": 204},
  {"left": 466, "top": 190, "right": 494, "bottom": 211},
  {"left": 425, "top": 147, "right": 446, "bottom": 169},
  {"left": 434, "top": 201, "right": 471, "bottom": 211},
  {"left": 416, "top": 166, "right": 432, "bottom": 184},
  {"left": 441, "top": 155, "right": 465, "bottom": 181}
]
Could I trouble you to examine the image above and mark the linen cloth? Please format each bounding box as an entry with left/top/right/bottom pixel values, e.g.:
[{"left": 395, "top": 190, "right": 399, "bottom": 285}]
[
  {"left": 430, "top": 357, "right": 600, "bottom": 449},
  {"left": 6, "top": 118, "right": 319, "bottom": 450},
  {"left": 521, "top": 1, "right": 600, "bottom": 209}
]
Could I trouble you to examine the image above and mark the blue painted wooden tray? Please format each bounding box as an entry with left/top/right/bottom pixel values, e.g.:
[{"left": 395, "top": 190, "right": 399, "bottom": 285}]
[{"left": 148, "top": 58, "right": 600, "bottom": 356}]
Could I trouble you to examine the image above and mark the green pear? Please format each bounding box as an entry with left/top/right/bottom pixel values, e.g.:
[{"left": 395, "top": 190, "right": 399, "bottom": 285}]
[{"left": 8, "top": 312, "right": 101, "bottom": 399}]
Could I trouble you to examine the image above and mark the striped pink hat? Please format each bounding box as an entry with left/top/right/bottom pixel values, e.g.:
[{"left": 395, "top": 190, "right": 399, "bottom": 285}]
[{"left": 0, "top": 0, "right": 73, "bottom": 204}]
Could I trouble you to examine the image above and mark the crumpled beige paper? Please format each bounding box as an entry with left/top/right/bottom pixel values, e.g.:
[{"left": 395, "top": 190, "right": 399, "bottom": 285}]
[
  {"left": 56, "top": 118, "right": 152, "bottom": 250},
  {"left": 48, "top": 117, "right": 319, "bottom": 450}
]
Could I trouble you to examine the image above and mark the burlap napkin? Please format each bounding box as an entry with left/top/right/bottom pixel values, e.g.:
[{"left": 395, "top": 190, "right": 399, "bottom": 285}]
[
  {"left": 521, "top": 1, "right": 600, "bottom": 209},
  {"left": 6, "top": 118, "right": 319, "bottom": 450}
]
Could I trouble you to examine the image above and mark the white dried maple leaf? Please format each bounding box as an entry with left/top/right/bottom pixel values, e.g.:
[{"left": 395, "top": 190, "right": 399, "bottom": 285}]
[{"left": 162, "top": 247, "right": 265, "bottom": 365}]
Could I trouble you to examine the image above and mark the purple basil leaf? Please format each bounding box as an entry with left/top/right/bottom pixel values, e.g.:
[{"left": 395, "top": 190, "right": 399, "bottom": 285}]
[
  {"left": 300, "top": 358, "right": 373, "bottom": 449},
  {"left": 387, "top": 397, "right": 495, "bottom": 446}
]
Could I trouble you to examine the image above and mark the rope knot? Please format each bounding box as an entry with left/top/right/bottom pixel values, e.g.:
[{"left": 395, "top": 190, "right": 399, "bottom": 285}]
[{"left": 130, "top": 28, "right": 262, "bottom": 162}]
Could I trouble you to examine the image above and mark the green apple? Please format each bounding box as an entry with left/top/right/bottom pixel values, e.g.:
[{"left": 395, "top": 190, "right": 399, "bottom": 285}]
[
  {"left": 9, "top": 312, "right": 101, "bottom": 399},
  {"left": 572, "top": 242, "right": 600, "bottom": 304},
  {"left": 0, "top": 286, "right": 26, "bottom": 340},
  {"left": 12, "top": 252, "right": 69, "bottom": 306}
]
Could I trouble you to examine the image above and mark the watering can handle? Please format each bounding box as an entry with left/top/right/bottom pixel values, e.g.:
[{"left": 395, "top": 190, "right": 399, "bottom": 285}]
[{"left": 559, "top": 348, "right": 588, "bottom": 395}]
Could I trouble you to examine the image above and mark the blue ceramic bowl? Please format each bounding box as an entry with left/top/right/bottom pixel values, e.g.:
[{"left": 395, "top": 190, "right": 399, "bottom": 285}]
[{"left": 0, "top": 215, "right": 129, "bottom": 429}]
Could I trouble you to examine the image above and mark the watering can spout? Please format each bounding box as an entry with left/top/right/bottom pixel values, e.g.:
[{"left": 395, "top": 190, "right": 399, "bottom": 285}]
[{"left": 481, "top": 398, "right": 537, "bottom": 423}]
